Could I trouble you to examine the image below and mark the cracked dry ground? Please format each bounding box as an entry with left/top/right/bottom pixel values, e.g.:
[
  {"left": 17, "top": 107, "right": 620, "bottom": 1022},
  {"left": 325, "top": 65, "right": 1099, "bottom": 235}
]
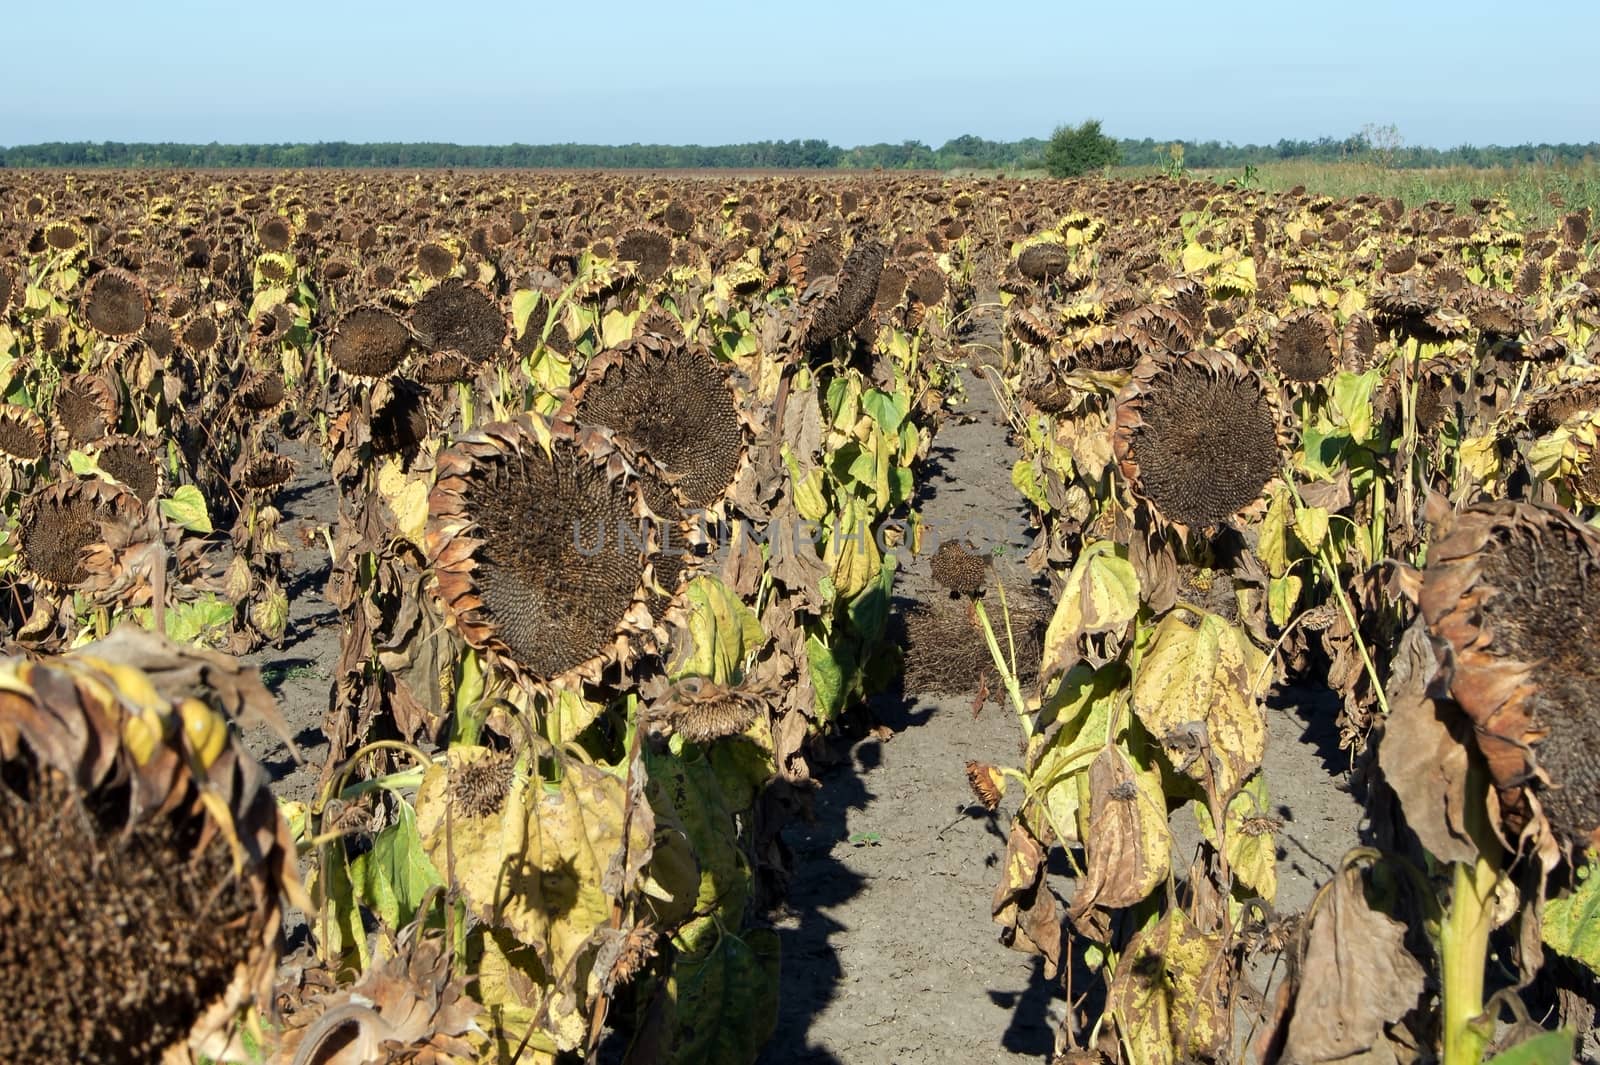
[{"left": 243, "top": 317, "right": 1363, "bottom": 1065}]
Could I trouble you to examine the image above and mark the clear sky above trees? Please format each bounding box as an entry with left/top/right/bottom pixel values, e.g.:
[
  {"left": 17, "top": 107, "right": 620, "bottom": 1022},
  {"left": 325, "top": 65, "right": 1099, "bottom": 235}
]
[{"left": 4, "top": 0, "right": 1596, "bottom": 149}]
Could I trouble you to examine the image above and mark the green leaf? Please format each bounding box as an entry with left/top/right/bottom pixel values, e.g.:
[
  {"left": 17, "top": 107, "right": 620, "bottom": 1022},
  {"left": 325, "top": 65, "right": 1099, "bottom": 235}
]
[
  {"left": 1194, "top": 772, "right": 1277, "bottom": 900},
  {"left": 1131, "top": 610, "right": 1268, "bottom": 798},
  {"left": 249, "top": 583, "right": 289, "bottom": 643},
  {"left": 664, "top": 926, "right": 780, "bottom": 1065},
  {"left": 805, "top": 631, "right": 849, "bottom": 723},
  {"left": 510, "top": 288, "right": 541, "bottom": 338},
  {"left": 67, "top": 450, "right": 102, "bottom": 477},
  {"left": 1298, "top": 421, "right": 1352, "bottom": 482},
  {"left": 1268, "top": 573, "right": 1303, "bottom": 629},
  {"left": 1329, "top": 369, "right": 1381, "bottom": 444},
  {"left": 163, "top": 594, "right": 236, "bottom": 645},
  {"left": 1543, "top": 857, "right": 1600, "bottom": 977},
  {"left": 825, "top": 375, "right": 858, "bottom": 428},
  {"left": 1028, "top": 662, "right": 1124, "bottom": 844},
  {"left": 646, "top": 744, "right": 753, "bottom": 930},
  {"left": 1293, "top": 504, "right": 1329, "bottom": 554},
  {"left": 159, "top": 484, "right": 212, "bottom": 534},
  {"left": 1484, "top": 1030, "right": 1578, "bottom": 1065},
  {"left": 1258, "top": 486, "right": 1295, "bottom": 579},
  {"left": 350, "top": 799, "right": 442, "bottom": 932},
  {"left": 860, "top": 388, "right": 907, "bottom": 432},
  {"left": 1012, "top": 458, "right": 1049, "bottom": 510}
]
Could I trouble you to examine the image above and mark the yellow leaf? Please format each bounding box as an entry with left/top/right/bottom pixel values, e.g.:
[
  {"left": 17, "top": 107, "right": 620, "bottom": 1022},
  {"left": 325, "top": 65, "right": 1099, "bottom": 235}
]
[
  {"left": 1132, "top": 611, "right": 1267, "bottom": 798},
  {"left": 1040, "top": 540, "right": 1139, "bottom": 685},
  {"left": 415, "top": 749, "right": 652, "bottom": 984}
]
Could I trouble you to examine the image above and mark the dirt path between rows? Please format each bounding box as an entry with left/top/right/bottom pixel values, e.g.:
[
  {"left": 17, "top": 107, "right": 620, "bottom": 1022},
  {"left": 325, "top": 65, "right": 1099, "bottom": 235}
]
[{"left": 756, "top": 308, "right": 1363, "bottom": 1063}]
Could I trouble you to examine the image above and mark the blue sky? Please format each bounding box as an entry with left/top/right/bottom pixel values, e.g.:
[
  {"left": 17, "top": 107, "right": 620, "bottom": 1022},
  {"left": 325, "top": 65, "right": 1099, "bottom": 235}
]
[{"left": 5, "top": 0, "right": 1596, "bottom": 148}]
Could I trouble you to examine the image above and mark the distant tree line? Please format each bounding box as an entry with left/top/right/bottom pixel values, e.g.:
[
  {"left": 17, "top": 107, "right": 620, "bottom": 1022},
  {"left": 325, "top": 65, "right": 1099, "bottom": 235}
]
[{"left": 0, "top": 134, "right": 1594, "bottom": 171}]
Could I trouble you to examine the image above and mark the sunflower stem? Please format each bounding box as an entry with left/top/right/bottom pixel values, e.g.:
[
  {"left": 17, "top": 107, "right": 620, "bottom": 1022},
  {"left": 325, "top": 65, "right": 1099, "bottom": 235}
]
[
  {"left": 972, "top": 598, "right": 1031, "bottom": 739},
  {"left": 1287, "top": 478, "right": 1391, "bottom": 719},
  {"left": 1440, "top": 758, "right": 1500, "bottom": 1065}
]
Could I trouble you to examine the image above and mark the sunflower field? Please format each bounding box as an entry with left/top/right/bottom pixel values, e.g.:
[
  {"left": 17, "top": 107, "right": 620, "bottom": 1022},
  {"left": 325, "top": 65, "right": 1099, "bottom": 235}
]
[{"left": 0, "top": 169, "right": 1595, "bottom": 1065}]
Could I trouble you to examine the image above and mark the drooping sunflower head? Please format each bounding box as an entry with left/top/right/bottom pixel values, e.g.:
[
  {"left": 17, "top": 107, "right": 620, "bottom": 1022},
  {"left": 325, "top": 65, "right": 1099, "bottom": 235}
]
[
  {"left": 235, "top": 451, "right": 297, "bottom": 493},
  {"left": 19, "top": 479, "right": 141, "bottom": 591},
  {"left": 616, "top": 226, "right": 675, "bottom": 283},
  {"left": 255, "top": 213, "right": 293, "bottom": 251},
  {"left": 1419, "top": 501, "right": 1600, "bottom": 852},
  {"left": 415, "top": 240, "right": 457, "bottom": 280},
  {"left": 370, "top": 376, "right": 430, "bottom": 459},
  {"left": 409, "top": 279, "right": 506, "bottom": 364},
  {"left": 803, "top": 237, "right": 887, "bottom": 348},
  {"left": 1341, "top": 313, "right": 1378, "bottom": 368},
  {"left": 328, "top": 304, "right": 415, "bottom": 380},
  {"left": 567, "top": 332, "right": 744, "bottom": 508},
  {"left": 54, "top": 372, "right": 120, "bottom": 444},
  {"left": 82, "top": 267, "right": 149, "bottom": 338},
  {"left": 91, "top": 435, "right": 162, "bottom": 503},
  {"left": 0, "top": 627, "right": 299, "bottom": 1062},
  {"left": 0, "top": 405, "right": 48, "bottom": 464},
  {"left": 427, "top": 417, "right": 658, "bottom": 687},
  {"left": 235, "top": 369, "right": 288, "bottom": 413},
  {"left": 662, "top": 200, "right": 695, "bottom": 235},
  {"left": 1016, "top": 241, "right": 1072, "bottom": 283},
  {"left": 180, "top": 314, "right": 222, "bottom": 353},
  {"left": 646, "top": 675, "right": 773, "bottom": 744},
  {"left": 930, "top": 538, "right": 990, "bottom": 597},
  {"left": 1269, "top": 308, "right": 1337, "bottom": 383},
  {"left": 42, "top": 220, "right": 85, "bottom": 253},
  {"left": 1113, "top": 349, "right": 1283, "bottom": 529}
]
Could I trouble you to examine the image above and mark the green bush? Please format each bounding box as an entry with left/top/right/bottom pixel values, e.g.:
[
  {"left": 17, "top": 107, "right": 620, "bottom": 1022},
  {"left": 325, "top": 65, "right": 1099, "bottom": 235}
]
[{"left": 1044, "top": 119, "right": 1122, "bottom": 177}]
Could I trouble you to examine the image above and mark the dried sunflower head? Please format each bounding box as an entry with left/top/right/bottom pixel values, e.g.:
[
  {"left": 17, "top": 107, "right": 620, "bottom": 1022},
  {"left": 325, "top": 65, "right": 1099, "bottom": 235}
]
[
  {"left": 370, "top": 376, "right": 430, "bottom": 459},
  {"left": 566, "top": 332, "right": 743, "bottom": 508},
  {"left": 255, "top": 214, "right": 293, "bottom": 251},
  {"left": 54, "top": 372, "right": 120, "bottom": 443},
  {"left": 81, "top": 267, "right": 149, "bottom": 337},
  {"left": 803, "top": 237, "right": 886, "bottom": 348},
  {"left": 90, "top": 434, "right": 161, "bottom": 503},
  {"left": 415, "top": 240, "right": 457, "bottom": 280},
  {"left": 1269, "top": 308, "right": 1337, "bottom": 383},
  {"left": 236, "top": 369, "right": 288, "bottom": 413},
  {"left": 427, "top": 416, "right": 657, "bottom": 687},
  {"left": 329, "top": 304, "right": 415, "bottom": 380},
  {"left": 235, "top": 451, "right": 297, "bottom": 493},
  {"left": 0, "top": 405, "right": 48, "bottom": 464},
  {"left": 647, "top": 675, "right": 772, "bottom": 744},
  {"left": 410, "top": 279, "right": 506, "bottom": 365},
  {"left": 180, "top": 314, "right": 222, "bottom": 353},
  {"left": 1419, "top": 501, "right": 1600, "bottom": 853},
  {"left": 19, "top": 479, "right": 141, "bottom": 591},
  {"left": 1016, "top": 241, "right": 1072, "bottom": 283},
  {"left": 272, "top": 924, "right": 478, "bottom": 1065},
  {"left": 617, "top": 225, "right": 675, "bottom": 283},
  {"left": 930, "top": 538, "right": 991, "bottom": 597},
  {"left": 1113, "top": 349, "right": 1282, "bottom": 529},
  {"left": 0, "top": 627, "right": 300, "bottom": 1063}
]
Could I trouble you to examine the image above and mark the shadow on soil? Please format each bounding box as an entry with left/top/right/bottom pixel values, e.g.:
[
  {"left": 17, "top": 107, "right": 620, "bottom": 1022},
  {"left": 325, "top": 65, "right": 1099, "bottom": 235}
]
[{"left": 759, "top": 683, "right": 1057, "bottom": 1064}]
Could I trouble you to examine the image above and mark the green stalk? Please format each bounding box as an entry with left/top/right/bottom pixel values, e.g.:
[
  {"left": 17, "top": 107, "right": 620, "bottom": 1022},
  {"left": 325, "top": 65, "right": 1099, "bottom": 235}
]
[
  {"left": 1440, "top": 759, "right": 1501, "bottom": 1065},
  {"left": 972, "top": 598, "right": 1031, "bottom": 739}
]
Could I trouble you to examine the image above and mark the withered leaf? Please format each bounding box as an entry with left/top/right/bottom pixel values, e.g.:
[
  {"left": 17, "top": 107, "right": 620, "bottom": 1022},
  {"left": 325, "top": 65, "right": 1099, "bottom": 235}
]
[
  {"left": 1069, "top": 742, "right": 1171, "bottom": 919},
  {"left": 1281, "top": 866, "right": 1426, "bottom": 1064},
  {"left": 1378, "top": 620, "right": 1479, "bottom": 865},
  {"left": 992, "top": 820, "right": 1065, "bottom": 975}
]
